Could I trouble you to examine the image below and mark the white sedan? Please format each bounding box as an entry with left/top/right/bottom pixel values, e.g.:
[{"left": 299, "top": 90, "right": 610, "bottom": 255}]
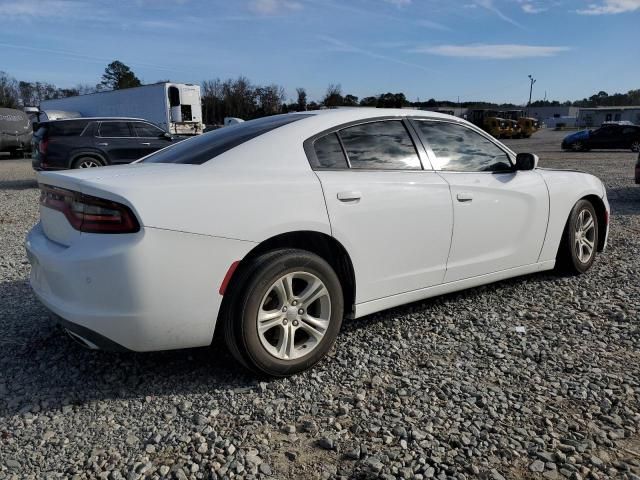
[{"left": 26, "top": 109, "right": 609, "bottom": 376}]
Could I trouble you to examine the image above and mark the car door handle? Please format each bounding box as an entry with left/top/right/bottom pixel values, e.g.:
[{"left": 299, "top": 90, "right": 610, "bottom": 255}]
[
  {"left": 140, "top": 142, "right": 151, "bottom": 146},
  {"left": 97, "top": 142, "right": 108, "bottom": 146},
  {"left": 337, "top": 191, "right": 362, "bottom": 202},
  {"left": 456, "top": 192, "right": 474, "bottom": 202}
]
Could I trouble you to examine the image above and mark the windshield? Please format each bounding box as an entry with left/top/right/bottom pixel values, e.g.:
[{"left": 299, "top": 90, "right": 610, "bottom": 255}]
[{"left": 143, "top": 114, "right": 312, "bottom": 165}]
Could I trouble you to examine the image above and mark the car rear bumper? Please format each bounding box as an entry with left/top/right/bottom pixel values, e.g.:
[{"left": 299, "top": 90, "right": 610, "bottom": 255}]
[{"left": 25, "top": 222, "right": 255, "bottom": 351}]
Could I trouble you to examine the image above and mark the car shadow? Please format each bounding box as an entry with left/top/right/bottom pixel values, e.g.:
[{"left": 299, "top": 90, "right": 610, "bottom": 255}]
[
  {"left": 343, "top": 269, "right": 562, "bottom": 335},
  {"left": 0, "top": 241, "right": 615, "bottom": 419},
  {"left": 0, "top": 179, "right": 38, "bottom": 191},
  {"left": 0, "top": 279, "right": 258, "bottom": 418}
]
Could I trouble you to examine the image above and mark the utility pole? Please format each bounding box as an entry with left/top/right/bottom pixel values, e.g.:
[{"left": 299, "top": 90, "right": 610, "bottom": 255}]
[{"left": 527, "top": 75, "right": 536, "bottom": 114}]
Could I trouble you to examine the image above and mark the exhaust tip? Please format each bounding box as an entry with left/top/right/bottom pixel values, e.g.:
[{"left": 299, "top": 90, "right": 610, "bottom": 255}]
[{"left": 64, "top": 328, "right": 100, "bottom": 350}]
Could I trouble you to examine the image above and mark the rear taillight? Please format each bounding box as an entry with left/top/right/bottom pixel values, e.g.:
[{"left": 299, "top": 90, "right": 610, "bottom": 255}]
[
  {"left": 39, "top": 138, "right": 49, "bottom": 155},
  {"left": 39, "top": 184, "right": 140, "bottom": 234}
]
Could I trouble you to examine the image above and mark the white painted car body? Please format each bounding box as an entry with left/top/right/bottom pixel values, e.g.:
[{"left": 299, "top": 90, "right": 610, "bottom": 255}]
[{"left": 25, "top": 108, "right": 609, "bottom": 352}]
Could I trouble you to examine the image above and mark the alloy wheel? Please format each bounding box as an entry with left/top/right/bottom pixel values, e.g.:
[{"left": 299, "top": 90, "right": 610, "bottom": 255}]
[
  {"left": 574, "top": 209, "right": 596, "bottom": 264},
  {"left": 257, "top": 271, "right": 331, "bottom": 360},
  {"left": 631, "top": 141, "right": 640, "bottom": 153},
  {"left": 78, "top": 159, "right": 101, "bottom": 168},
  {"left": 572, "top": 141, "right": 583, "bottom": 152}
]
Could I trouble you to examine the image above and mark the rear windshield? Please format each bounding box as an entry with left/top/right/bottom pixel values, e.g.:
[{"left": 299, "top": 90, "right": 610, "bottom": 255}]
[
  {"left": 142, "top": 114, "right": 311, "bottom": 165},
  {"left": 44, "top": 120, "right": 90, "bottom": 137}
]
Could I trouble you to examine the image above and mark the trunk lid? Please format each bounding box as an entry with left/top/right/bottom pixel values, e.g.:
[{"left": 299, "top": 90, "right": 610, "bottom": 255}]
[{"left": 36, "top": 164, "right": 197, "bottom": 246}]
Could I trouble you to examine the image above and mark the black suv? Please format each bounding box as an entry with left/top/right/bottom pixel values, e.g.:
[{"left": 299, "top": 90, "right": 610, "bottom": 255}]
[{"left": 32, "top": 118, "right": 185, "bottom": 170}]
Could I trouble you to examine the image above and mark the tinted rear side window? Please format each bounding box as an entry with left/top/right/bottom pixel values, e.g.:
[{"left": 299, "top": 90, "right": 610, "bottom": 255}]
[
  {"left": 46, "top": 120, "right": 90, "bottom": 137},
  {"left": 312, "top": 133, "right": 348, "bottom": 169},
  {"left": 99, "top": 122, "right": 132, "bottom": 138},
  {"left": 338, "top": 120, "right": 421, "bottom": 170},
  {"left": 143, "top": 114, "right": 312, "bottom": 165}
]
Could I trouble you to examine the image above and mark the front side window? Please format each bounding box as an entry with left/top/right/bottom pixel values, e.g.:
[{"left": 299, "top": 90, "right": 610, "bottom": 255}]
[
  {"left": 133, "top": 122, "right": 165, "bottom": 138},
  {"left": 338, "top": 120, "right": 421, "bottom": 170},
  {"left": 99, "top": 122, "right": 132, "bottom": 138},
  {"left": 312, "top": 133, "right": 348, "bottom": 169},
  {"left": 414, "top": 121, "right": 512, "bottom": 172}
]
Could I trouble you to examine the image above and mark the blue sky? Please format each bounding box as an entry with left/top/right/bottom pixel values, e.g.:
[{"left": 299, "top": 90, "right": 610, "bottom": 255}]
[{"left": 1, "top": 0, "right": 638, "bottom": 104}]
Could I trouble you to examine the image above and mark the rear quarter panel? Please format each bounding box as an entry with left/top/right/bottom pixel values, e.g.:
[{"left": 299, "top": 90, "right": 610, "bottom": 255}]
[{"left": 537, "top": 169, "right": 607, "bottom": 262}]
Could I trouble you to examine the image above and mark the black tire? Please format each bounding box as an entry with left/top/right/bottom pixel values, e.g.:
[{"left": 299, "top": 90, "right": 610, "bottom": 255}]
[
  {"left": 631, "top": 140, "right": 640, "bottom": 153},
  {"left": 221, "top": 249, "right": 344, "bottom": 376},
  {"left": 556, "top": 199, "right": 599, "bottom": 274},
  {"left": 571, "top": 141, "right": 586, "bottom": 152},
  {"left": 72, "top": 156, "right": 104, "bottom": 169}
]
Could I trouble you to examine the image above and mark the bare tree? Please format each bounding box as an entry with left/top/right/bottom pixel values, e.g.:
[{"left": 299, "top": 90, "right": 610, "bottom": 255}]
[
  {"left": 0, "top": 71, "right": 20, "bottom": 108},
  {"left": 323, "top": 83, "right": 343, "bottom": 108},
  {"left": 296, "top": 87, "right": 307, "bottom": 111},
  {"left": 75, "top": 84, "right": 97, "bottom": 95},
  {"left": 202, "top": 78, "right": 225, "bottom": 125},
  {"left": 222, "top": 76, "right": 257, "bottom": 120},
  {"left": 256, "top": 84, "right": 286, "bottom": 116}
]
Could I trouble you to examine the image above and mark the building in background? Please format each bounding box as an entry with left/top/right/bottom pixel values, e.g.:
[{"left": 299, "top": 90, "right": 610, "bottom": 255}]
[
  {"left": 526, "top": 106, "right": 580, "bottom": 122},
  {"left": 577, "top": 106, "right": 640, "bottom": 128}
]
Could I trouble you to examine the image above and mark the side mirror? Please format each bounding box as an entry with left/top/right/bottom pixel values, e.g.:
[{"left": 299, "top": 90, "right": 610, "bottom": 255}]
[
  {"left": 515, "top": 152, "right": 538, "bottom": 171},
  {"left": 162, "top": 132, "right": 173, "bottom": 140}
]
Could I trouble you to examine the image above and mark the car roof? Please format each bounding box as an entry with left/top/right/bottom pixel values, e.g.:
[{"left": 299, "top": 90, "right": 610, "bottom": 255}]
[
  {"left": 289, "top": 107, "right": 456, "bottom": 122},
  {"left": 43, "top": 117, "right": 150, "bottom": 123},
  {"left": 278, "top": 107, "right": 473, "bottom": 136}
]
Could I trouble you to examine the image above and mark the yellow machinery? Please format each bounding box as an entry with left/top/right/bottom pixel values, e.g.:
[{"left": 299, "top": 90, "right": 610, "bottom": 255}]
[
  {"left": 517, "top": 117, "right": 539, "bottom": 138},
  {"left": 469, "top": 110, "right": 508, "bottom": 138},
  {"left": 504, "top": 119, "right": 522, "bottom": 138}
]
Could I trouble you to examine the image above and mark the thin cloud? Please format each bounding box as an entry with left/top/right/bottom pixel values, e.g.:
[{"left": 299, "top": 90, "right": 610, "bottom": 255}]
[
  {"left": 384, "top": 0, "right": 412, "bottom": 6},
  {"left": 318, "top": 35, "right": 437, "bottom": 73},
  {"left": 304, "top": 0, "right": 450, "bottom": 30},
  {"left": 248, "top": 0, "right": 302, "bottom": 15},
  {"left": 519, "top": 1, "right": 547, "bottom": 13},
  {"left": 577, "top": 0, "right": 640, "bottom": 14},
  {"left": 412, "top": 43, "right": 570, "bottom": 59},
  {"left": 0, "top": 42, "right": 179, "bottom": 72},
  {"left": 473, "top": 0, "right": 525, "bottom": 28}
]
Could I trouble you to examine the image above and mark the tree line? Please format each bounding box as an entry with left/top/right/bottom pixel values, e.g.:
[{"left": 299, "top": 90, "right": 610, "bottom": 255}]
[
  {"left": 0, "top": 61, "right": 141, "bottom": 109},
  {"left": 1, "top": 60, "right": 639, "bottom": 124}
]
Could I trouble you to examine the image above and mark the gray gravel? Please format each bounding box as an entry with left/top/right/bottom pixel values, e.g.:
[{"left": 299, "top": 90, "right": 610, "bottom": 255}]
[{"left": 1, "top": 129, "right": 640, "bottom": 480}]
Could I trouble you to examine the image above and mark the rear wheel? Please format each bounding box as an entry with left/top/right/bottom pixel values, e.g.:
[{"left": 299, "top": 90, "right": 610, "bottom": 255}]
[
  {"left": 222, "top": 249, "right": 344, "bottom": 376},
  {"left": 631, "top": 140, "right": 640, "bottom": 153},
  {"left": 72, "top": 157, "right": 103, "bottom": 169},
  {"left": 557, "top": 199, "right": 599, "bottom": 274}
]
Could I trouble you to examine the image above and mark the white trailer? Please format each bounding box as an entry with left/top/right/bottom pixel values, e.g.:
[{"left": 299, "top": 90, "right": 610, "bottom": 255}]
[{"left": 39, "top": 83, "right": 203, "bottom": 135}]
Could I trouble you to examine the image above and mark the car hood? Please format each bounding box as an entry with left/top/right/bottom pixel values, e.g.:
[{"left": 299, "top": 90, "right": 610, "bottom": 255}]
[{"left": 564, "top": 130, "right": 590, "bottom": 142}]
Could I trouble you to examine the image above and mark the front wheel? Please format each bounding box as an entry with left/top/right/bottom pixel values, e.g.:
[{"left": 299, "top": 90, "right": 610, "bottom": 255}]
[
  {"left": 222, "top": 249, "right": 344, "bottom": 376},
  {"left": 557, "top": 200, "right": 599, "bottom": 274},
  {"left": 631, "top": 140, "right": 640, "bottom": 153}
]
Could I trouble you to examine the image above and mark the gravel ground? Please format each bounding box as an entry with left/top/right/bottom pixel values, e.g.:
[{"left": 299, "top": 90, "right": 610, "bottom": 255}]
[{"left": 1, "top": 129, "right": 639, "bottom": 480}]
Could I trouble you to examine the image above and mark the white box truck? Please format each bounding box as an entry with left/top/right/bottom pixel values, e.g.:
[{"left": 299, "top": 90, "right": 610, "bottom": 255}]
[{"left": 39, "top": 82, "right": 203, "bottom": 135}]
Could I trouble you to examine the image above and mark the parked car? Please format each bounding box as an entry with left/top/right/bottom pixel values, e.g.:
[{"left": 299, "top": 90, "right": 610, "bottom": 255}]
[
  {"left": 26, "top": 109, "right": 609, "bottom": 376},
  {"left": 562, "top": 124, "right": 640, "bottom": 152},
  {"left": 31, "top": 117, "right": 184, "bottom": 170}
]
